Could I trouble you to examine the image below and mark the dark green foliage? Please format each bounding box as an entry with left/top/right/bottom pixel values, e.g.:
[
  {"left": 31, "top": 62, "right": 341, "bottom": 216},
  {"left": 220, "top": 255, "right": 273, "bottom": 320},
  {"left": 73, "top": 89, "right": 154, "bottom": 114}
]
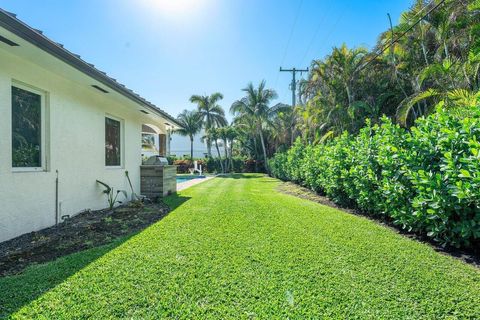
[
  {"left": 205, "top": 157, "right": 259, "bottom": 173},
  {"left": 270, "top": 107, "right": 480, "bottom": 248},
  {"left": 172, "top": 157, "right": 262, "bottom": 174}
]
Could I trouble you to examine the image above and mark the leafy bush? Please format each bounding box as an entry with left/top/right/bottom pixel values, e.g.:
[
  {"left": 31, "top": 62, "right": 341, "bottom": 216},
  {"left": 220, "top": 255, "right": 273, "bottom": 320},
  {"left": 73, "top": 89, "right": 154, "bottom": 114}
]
[
  {"left": 173, "top": 157, "right": 261, "bottom": 174},
  {"left": 173, "top": 159, "right": 193, "bottom": 174},
  {"left": 206, "top": 157, "right": 261, "bottom": 173},
  {"left": 167, "top": 155, "right": 177, "bottom": 165},
  {"left": 269, "top": 107, "right": 480, "bottom": 249}
]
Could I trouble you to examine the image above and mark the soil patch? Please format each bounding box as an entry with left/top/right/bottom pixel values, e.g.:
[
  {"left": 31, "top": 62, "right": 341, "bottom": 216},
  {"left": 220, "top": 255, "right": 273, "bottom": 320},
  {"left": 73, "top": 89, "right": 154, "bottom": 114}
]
[{"left": 0, "top": 201, "right": 170, "bottom": 277}]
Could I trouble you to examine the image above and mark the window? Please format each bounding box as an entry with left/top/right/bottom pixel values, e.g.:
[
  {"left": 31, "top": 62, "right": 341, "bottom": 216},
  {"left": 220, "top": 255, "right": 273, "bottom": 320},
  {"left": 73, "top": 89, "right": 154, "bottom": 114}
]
[
  {"left": 105, "top": 117, "right": 121, "bottom": 166},
  {"left": 12, "top": 86, "right": 43, "bottom": 169}
]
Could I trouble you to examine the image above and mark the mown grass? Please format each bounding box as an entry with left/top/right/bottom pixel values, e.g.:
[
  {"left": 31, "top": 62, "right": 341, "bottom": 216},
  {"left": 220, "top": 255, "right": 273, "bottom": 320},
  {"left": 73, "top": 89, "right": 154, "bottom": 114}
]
[{"left": 1, "top": 174, "right": 479, "bottom": 319}]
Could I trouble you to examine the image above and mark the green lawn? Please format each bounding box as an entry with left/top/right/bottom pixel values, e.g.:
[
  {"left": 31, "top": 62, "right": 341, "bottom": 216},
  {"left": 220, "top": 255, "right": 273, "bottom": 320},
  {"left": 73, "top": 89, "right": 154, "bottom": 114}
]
[{"left": 1, "top": 174, "right": 479, "bottom": 319}]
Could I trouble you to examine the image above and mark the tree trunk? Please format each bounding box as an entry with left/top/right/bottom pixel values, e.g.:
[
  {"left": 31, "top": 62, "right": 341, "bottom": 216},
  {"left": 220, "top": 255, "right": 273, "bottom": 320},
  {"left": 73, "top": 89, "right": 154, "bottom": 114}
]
[
  {"left": 214, "top": 140, "right": 224, "bottom": 173},
  {"left": 258, "top": 128, "right": 268, "bottom": 173},
  {"left": 229, "top": 140, "right": 234, "bottom": 173},
  {"left": 253, "top": 136, "right": 258, "bottom": 172},
  {"left": 206, "top": 139, "right": 212, "bottom": 157},
  {"left": 444, "top": 40, "right": 449, "bottom": 60},
  {"left": 290, "top": 122, "right": 295, "bottom": 146},
  {"left": 345, "top": 83, "right": 352, "bottom": 107},
  {"left": 421, "top": 43, "right": 429, "bottom": 66},
  {"left": 190, "top": 136, "right": 194, "bottom": 161},
  {"left": 223, "top": 139, "right": 229, "bottom": 172},
  {"left": 463, "top": 64, "right": 472, "bottom": 89}
]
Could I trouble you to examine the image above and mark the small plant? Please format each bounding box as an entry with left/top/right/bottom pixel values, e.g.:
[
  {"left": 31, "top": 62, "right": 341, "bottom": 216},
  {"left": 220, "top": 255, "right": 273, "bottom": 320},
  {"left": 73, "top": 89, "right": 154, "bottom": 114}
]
[{"left": 96, "top": 180, "right": 127, "bottom": 210}]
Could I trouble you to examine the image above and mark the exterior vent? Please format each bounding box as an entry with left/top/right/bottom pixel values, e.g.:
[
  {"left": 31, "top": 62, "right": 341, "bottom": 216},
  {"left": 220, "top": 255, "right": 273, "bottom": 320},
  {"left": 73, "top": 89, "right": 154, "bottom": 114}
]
[
  {"left": 140, "top": 110, "right": 149, "bottom": 114},
  {"left": 0, "top": 35, "right": 19, "bottom": 46},
  {"left": 91, "top": 85, "right": 109, "bottom": 93}
]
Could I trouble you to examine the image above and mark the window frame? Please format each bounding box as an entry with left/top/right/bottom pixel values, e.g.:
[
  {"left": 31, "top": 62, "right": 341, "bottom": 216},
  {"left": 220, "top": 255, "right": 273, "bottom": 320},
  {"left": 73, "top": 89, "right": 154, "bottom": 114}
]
[
  {"left": 104, "top": 114, "right": 124, "bottom": 169},
  {"left": 11, "top": 81, "right": 49, "bottom": 173}
]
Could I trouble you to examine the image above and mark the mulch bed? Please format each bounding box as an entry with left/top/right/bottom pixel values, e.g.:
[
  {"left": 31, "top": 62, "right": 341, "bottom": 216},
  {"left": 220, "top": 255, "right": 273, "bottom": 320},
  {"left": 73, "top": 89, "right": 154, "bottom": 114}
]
[
  {"left": 277, "top": 181, "right": 480, "bottom": 268},
  {"left": 0, "top": 201, "right": 170, "bottom": 277}
]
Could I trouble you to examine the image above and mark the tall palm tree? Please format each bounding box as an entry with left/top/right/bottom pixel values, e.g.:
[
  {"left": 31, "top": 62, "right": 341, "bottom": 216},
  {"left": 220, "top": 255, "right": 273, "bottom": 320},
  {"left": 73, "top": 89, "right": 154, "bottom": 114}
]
[
  {"left": 217, "top": 126, "right": 238, "bottom": 172},
  {"left": 217, "top": 126, "right": 229, "bottom": 172},
  {"left": 190, "top": 93, "right": 227, "bottom": 157},
  {"left": 204, "top": 128, "right": 225, "bottom": 173},
  {"left": 232, "top": 115, "right": 260, "bottom": 170},
  {"left": 225, "top": 126, "right": 238, "bottom": 172},
  {"left": 175, "top": 110, "right": 202, "bottom": 160},
  {"left": 231, "top": 80, "right": 278, "bottom": 171}
]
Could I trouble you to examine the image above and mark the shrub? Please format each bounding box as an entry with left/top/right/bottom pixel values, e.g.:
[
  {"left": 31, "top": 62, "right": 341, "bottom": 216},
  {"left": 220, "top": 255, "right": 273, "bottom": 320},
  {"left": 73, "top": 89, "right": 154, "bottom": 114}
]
[
  {"left": 203, "top": 157, "right": 261, "bottom": 173},
  {"left": 167, "top": 155, "right": 177, "bottom": 165},
  {"left": 173, "top": 159, "right": 192, "bottom": 173},
  {"left": 269, "top": 107, "right": 480, "bottom": 249}
]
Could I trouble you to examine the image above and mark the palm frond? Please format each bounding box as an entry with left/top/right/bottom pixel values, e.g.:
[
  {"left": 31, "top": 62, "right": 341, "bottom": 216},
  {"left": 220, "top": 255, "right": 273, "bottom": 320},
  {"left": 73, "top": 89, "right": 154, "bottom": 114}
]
[{"left": 396, "top": 89, "right": 439, "bottom": 126}]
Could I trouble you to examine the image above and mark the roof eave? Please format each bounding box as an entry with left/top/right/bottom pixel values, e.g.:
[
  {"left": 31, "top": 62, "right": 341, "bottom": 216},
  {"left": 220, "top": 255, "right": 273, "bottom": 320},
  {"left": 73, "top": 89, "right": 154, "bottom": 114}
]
[{"left": 0, "top": 8, "right": 181, "bottom": 128}]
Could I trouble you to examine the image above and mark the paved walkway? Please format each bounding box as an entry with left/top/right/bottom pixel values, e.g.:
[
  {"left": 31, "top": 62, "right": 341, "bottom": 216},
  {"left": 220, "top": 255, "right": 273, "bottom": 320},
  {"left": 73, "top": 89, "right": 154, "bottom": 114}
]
[{"left": 176, "top": 176, "right": 215, "bottom": 191}]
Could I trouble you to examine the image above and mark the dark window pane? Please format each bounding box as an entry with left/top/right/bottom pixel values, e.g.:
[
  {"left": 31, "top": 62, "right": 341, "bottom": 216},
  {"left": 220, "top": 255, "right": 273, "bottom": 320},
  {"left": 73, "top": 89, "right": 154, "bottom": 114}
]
[
  {"left": 105, "top": 117, "right": 121, "bottom": 166},
  {"left": 12, "top": 86, "right": 42, "bottom": 168}
]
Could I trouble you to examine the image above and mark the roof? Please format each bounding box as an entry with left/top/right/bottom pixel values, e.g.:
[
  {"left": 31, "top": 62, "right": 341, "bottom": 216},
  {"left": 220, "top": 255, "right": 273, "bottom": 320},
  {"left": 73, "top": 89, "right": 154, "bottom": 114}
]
[{"left": 0, "top": 8, "right": 181, "bottom": 128}]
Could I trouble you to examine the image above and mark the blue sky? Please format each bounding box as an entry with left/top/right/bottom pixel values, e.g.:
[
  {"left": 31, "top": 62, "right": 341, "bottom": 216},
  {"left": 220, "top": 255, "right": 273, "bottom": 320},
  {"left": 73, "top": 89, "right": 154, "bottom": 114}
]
[{"left": 0, "top": 0, "right": 412, "bottom": 121}]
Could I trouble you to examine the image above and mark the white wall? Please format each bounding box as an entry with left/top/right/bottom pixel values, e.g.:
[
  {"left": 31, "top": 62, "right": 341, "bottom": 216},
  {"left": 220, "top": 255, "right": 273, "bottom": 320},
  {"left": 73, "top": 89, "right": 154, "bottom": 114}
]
[{"left": 0, "top": 48, "right": 166, "bottom": 242}]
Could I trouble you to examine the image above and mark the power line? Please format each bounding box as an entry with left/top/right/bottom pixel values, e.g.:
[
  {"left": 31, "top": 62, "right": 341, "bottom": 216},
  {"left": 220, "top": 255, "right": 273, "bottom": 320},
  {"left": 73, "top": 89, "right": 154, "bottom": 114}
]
[
  {"left": 299, "top": 2, "right": 333, "bottom": 66},
  {"left": 357, "top": 0, "right": 446, "bottom": 73},
  {"left": 275, "top": 0, "right": 304, "bottom": 88},
  {"left": 313, "top": 2, "right": 349, "bottom": 62}
]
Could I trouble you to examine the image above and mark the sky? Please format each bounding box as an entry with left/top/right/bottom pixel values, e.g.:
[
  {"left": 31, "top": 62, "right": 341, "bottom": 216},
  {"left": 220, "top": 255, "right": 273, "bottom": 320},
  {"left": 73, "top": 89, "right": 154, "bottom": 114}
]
[
  {"left": 0, "top": 0, "right": 413, "bottom": 119},
  {"left": 0, "top": 0, "right": 413, "bottom": 157}
]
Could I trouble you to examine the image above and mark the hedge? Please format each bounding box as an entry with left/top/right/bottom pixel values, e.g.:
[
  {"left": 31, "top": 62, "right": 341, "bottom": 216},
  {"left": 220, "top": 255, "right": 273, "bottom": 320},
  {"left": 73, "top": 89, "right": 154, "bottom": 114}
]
[
  {"left": 172, "top": 157, "right": 263, "bottom": 174},
  {"left": 269, "top": 107, "right": 480, "bottom": 249}
]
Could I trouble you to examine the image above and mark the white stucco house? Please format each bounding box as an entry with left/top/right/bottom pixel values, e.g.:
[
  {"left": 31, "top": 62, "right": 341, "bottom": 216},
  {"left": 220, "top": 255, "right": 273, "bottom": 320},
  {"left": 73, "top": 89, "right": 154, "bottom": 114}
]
[{"left": 0, "top": 9, "right": 180, "bottom": 242}]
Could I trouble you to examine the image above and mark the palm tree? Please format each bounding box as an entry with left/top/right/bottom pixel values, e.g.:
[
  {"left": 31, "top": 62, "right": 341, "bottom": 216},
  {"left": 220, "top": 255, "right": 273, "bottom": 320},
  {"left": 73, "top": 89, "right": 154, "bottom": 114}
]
[
  {"left": 329, "top": 44, "right": 368, "bottom": 108},
  {"left": 190, "top": 93, "right": 227, "bottom": 157},
  {"left": 217, "top": 126, "right": 229, "bottom": 172},
  {"left": 217, "top": 126, "right": 238, "bottom": 172},
  {"left": 225, "top": 126, "right": 238, "bottom": 172},
  {"left": 232, "top": 115, "right": 260, "bottom": 170},
  {"left": 231, "top": 80, "right": 278, "bottom": 171},
  {"left": 175, "top": 110, "right": 202, "bottom": 160},
  {"left": 205, "top": 128, "right": 224, "bottom": 173}
]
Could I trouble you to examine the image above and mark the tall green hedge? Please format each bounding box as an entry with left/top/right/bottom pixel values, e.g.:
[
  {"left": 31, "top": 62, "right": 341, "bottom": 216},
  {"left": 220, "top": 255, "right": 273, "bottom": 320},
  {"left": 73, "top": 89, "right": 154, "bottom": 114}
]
[{"left": 269, "top": 108, "right": 480, "bottom": 249}]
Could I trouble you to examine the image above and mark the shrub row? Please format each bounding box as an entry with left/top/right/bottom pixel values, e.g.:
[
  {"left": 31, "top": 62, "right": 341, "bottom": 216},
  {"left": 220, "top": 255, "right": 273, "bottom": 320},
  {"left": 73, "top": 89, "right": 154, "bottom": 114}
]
[
  {"left": 173, "top": 157, "right": 263, "bottom": 174},
  {"left": 269, "top": 108, "right": 480, "bottom": 249}
]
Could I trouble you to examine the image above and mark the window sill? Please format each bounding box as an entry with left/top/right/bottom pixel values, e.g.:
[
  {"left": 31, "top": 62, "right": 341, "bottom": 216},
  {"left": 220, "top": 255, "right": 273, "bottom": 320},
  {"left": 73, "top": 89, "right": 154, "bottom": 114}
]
[
  {"left": 12, "top": 168, "right": 47, "bottom": 173},
  {"left": 105, "top": 166, "right": 124, "bottom": 170}
]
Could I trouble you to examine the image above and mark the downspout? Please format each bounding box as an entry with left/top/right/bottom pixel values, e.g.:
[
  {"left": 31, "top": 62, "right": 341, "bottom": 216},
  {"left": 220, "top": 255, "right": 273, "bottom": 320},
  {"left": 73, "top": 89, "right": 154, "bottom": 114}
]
[{"left": 55, "top": 170, "right": 59, "bottom": 225}]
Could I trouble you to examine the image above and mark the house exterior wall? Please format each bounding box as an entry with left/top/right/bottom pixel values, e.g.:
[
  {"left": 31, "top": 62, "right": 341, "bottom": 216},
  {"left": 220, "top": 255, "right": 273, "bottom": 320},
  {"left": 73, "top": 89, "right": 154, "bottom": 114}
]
[{"left": 0, "top": 48, "right": 166, "bottom": 242}]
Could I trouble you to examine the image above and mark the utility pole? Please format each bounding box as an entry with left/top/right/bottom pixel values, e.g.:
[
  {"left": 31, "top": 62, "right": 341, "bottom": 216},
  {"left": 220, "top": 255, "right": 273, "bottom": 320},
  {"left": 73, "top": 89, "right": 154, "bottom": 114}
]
[{"left": 279, "top": 67, "right": 308, "bottom": 107}]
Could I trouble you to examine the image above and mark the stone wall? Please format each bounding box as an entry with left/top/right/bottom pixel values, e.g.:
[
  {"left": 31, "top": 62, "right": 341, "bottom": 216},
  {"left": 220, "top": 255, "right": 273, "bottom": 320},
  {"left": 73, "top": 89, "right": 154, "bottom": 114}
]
[{"left": 140, "top": 165, "right": 177, "bottom": 199}]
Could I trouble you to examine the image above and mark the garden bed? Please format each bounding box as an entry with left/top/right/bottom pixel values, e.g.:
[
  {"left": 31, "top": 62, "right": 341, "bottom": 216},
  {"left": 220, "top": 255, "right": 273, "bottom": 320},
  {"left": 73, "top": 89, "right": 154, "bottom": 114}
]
[{"left": 0, "top": 201, "right": 170, "bottom": 276}]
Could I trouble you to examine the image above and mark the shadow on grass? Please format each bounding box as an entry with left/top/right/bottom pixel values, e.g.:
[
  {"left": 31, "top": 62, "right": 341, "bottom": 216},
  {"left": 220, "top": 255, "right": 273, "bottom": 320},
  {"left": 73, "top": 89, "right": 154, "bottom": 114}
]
[
  {"left": 0, "top": 194, "right": 191, "bottom": 318},
  {"left": 0, "top": 238, "right": 127, "bottom": 318},
  {"left": 164, "top": 192, "right": 192, "bottom": 210}
]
